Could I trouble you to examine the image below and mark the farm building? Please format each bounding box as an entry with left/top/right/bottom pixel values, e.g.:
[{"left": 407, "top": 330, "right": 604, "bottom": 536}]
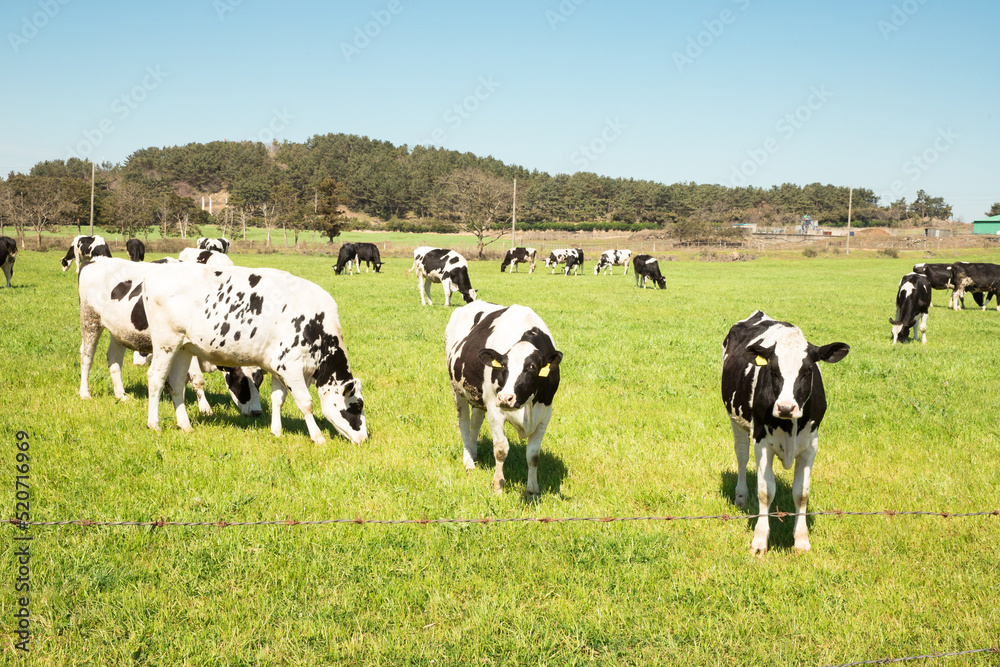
[{"left": 972, "top": 214, "right": 1000, "bottom": 234}]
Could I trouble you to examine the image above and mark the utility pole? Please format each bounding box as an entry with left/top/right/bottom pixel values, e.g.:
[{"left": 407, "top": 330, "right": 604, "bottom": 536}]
[
  {"left": 846, "top": 186, "right": 853, "bottom": 255},
  {"left": 511, "top": 178, "right": 517, "bottom": 250},
  {"left": 89, "top": 160, "right": 96, "bottom": 235}
]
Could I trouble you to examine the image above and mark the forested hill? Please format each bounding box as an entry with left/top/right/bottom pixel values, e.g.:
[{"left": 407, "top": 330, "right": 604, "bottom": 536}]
[{"left": 7, "top": 133, "right": 955, "bottom": 242}]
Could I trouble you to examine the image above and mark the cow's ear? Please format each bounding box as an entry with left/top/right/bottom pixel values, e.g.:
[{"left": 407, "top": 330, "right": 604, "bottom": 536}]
[
  {"left": 746, "top": 343, "right": 772, "bottom": 366},
  {"left": 479, "top": 349, "right": 505, "bottom": 369},
  {"left": 817, "top": 342, "right": 850, "bottom": 363}
]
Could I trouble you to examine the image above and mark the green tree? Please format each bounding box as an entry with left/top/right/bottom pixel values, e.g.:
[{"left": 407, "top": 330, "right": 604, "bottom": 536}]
[
  {"left": 910, "top": 190, "right": 952, "bottom": 220},
  {"left": 986, "top": 203, "right": 1000, "bottom": 217}
]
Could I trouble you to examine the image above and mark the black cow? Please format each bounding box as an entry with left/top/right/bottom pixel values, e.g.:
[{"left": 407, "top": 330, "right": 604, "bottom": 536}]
[
  {"left": 61, "top": 235, "right": 112, "bottom": 273},
  {"left": 196, "top": 237, "right": 230, "bottom": 254},
  {"left": 445, "top": 301, "right": 563, "bottom": 495},
  {"left": 721, "top": 310, "right": 849, "bottom": 554},
  {"left": 126, "top": 238, "right": 145, "bottom": 262},
  {"left": 333, "top": 243, "right": 358, "bottom": 275},
  {"left": 632, "top": 255, "right": 666, "bottom": 289},
  {"left": 1, "top": 236, "right": 17, "bottom": 288},
  {"left": 500, "top": 247, "right": 537, "bottom": 274},
  {"left": 950, "top": 262, "right": 1000, "bottom": 311},
  {"left": 890, "top": 273, "right": 931, "bottom": 344},
  {"left": 354, "top": 242, "right": 383, "bottom": 273},
  {"left": 911, "top": 263, "right": 957, "bottom": 307},
  {"left": 407, "top": 246, "right": 477, "bottom": 306}
]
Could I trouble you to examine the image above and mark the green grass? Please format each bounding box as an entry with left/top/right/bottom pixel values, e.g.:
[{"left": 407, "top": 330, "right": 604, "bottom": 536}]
[{"left": 1, "top": 246, "right": 999, "bottom": 665}]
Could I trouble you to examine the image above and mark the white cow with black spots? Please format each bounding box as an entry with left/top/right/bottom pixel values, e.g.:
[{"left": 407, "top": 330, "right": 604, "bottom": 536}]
[
  {"left": 407, "top": 246, "right": 477, "bottom": 306},
  {"left": 197, "top": 237, "right": 230, "bottom": 254},
  {"left": 179, "top": 247, "right": 235, "bottom": 266},
  {"left": 594, "top": 249, "right": 632, "bottom": 275},
  {"left": 61, "top": 235, "right": 112, "bottom": 274}
]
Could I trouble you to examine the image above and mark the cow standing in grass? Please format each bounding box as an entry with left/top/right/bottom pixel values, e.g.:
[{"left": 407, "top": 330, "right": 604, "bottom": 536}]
[
  {"left": 545, "top": 248, "right": 584, "bottom": 275},
  {"left": 1, "top": 236, "right": 17, "bottom": 288},
  {"left": 890, "top": 273, "right": 931, "bottom": 344},
  {"left": 142, "top": 263, "right": 367, "bottom": 444},
  {"left": 500, "top": 247, "right": 537, "bottom": 274},
  {"left": 721, "top": 310, "right": 849, "bottom": 554},
  {"left": 407, "top": 246, "right": 477, "bottom": 306},
  {"left": 950, "top": 262, "right": 1000, "bottom": 311},
  {"left": 354, "top": 242, "right": 383, "bottom": 273},
  {"left": 445, "top": 301, "right": 563, "bottom": 495},
  {"left": 61, "top": 235, "right": 112, "bottom": 273},
  {"left": 333, "top": 243, "right": 359, "bottom": 275},
  {"left": 632, "top": 255, "right": 666, "bottom": 289},
  {"left": 594, "top": 249, "right": 632, "bottom": 276}
]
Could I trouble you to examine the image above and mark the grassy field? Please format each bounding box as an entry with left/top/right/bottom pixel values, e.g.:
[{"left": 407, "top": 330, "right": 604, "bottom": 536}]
[{"left": 1, "top": 245, "right": 999, "bottom": 665}]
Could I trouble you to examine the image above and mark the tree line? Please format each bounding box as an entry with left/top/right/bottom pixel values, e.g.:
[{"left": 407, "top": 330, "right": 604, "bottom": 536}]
[{"left": 0, "top": 133, "right": 978, "bottom": 254}]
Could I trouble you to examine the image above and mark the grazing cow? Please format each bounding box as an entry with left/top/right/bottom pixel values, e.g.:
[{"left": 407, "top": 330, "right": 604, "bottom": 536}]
[
  {"left": 949, "top": 262, "right": 1000, "bottom": 312},
  {"left": 354, "top": 242, "right": 383, "bottom": 273},
  {"left": 197, "top": 237, "right": 230, "bottom": 254},
  {"left": 594, "top": 249, "right": 632, "bottom": 276},
  {"left": 445, "top": 301, "right": 563, "bottom": 495},
  {"left": 77, "top": 257, "right": 262, "bottom": 416},
  {"left": 1, "top": 236, "right": 17, "bottom": 288},
  {"left": 333, "top": 243, "right": 358, "bottom": 275},
  {"left": 61, "top": 235, "right": 112, "bottom": 273},
  {"left": 125, "top": 238, "right": 145, "bottom": 262},
  {"left": 142, "top": 264, "right": 367, "bottom": 444},
  {"left": 500, "top": 247, "right": 537, "bottom": 274},
  {"left": 721, "top": 311, "right": 849, "bottom": 554},
  {"left": 179, "top": 247, "right": 235, "bottom": 266},
  {"left": 407, "top": 246, "right": 477, "bottom": 306},
  {"left": 545, "top": 248, "right": 584, "bottom": 275},
  {"left": 632, "top": 255, "right": 666, "bottom": 289},
  {"left": 890, "top": 273, "right": 931, "bottom": 344}
]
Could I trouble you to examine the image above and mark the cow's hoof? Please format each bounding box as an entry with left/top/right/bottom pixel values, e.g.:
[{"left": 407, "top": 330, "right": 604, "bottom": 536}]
[
  {"left": 492, "top": 480, "right": 505, "bottom": 494},
  {"left": 734, "top": 492, "right": 748, "bottom": 509},
  {"left": 794, "top": 538, "right": 812, "bottom": 552},
  {"left": 464, "top": 461, "right": 475, "bottom": 472},
  {"left": 179, "top": 425, "right": 193, "bottom": 434},
  {"left": 115, "top": 394, "right": 129, "bottom": 403},
  {"left": 147, "top": 422, "right": 160, "bottom": 432},
  {"left": 750, "top": 537, "right": 768, "bottom": 555},
  {"left": 311, "top": 435, "right": 326, "bottom": 445},
  {"left": 198, "top": 406, "right": 212, "bottom": 416},
  {"left": 80, "top": 393, "right": 91, "bottom": 400}
]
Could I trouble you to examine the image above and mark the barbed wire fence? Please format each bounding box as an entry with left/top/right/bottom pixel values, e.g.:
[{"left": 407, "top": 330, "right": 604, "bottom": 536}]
[{"left": 6, "top": 508, "right": 998, "bottom": 665}]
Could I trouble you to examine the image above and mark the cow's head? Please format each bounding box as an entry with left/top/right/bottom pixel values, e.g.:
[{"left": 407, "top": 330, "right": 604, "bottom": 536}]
[
  {"left": 500, "top": 255, "right": 511, "bottom": 272},
  {"left": 889, "top": 317, "right": 911, "bottom": 344},
  {"left": 747, "top": 330, "right": 849, "bottom": 420},
  {"left": 373, "top": 261, "right": 383, "bottom": 273},
  {"left": 479, "top": 343, "right": 563, "bottom": 410},
  {"left": 333, "top": 264, "right": 344, "bottom": 275},
  {"left": 654, "top": 276, "right": 666, "bottom": 289},
  {"left": 224, "top": 367, "right": 265, "bottom": 416},
  {"left": 462, "top": 288, "right": 478, "bottom": 304},
  {"left": 318, "top": 377, "right": 368, "bottom": 444}
]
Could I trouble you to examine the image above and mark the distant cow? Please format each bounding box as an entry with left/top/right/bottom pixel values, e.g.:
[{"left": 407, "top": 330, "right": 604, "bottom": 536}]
[
  {"left": 632, "top": 255, "right": 666, "bottom": 289},
  {"left": 594, "top": 249, "right": 632, "bottom": 276},
  {"left": 1, "top": 236, "right": 17, "bottom": 288},
  {"left": 143, "top": 263, "right": 367, "bottom": 444},
  {"left": 354, "top": 242, "right": 383, "bottom": 273},
  {"left": 179, "top": 248, "right": 234, "bottom": 266},
  {"left": 890, "top": 273, "right": 931, "bottom": 344},
  {"left": 500, "top": 247, "right": 537, "bottom": 274},
  {"left": 407, "top": 246, "right": 477, "bottom": 306},
  {"left": 721, "top": 311, "right": 849, "bottom": 554},
  {"left": 197, "top": 237, "right": 230, "bottom": 254},
  {"left": 125, "top": 238, "right": 145, "bottom": 262},
  {"left": 545, "top": 248, "right": 584, "bottom": 275},
  {"left": 333, "top": 243, "right": 358, "bottom": 275},
  {"left": 77, "top": 257, "right": 263, "bottom": 416},
  {"left": 912, "top": 262, "right": 958, "bottom": 308},
  {"left": 61, "top": 235, "right": 112, "bottom": 273},
  {"left": 950, "top": 262, "right": 1000, "bottom": 311},
  {"left": 445, "top": 301, "right": 563, "bottom": 495}
]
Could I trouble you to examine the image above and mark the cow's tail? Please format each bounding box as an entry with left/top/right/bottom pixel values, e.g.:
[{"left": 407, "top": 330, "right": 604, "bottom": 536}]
[{"left": 406, "top": 258, "right": 416, "bottom": 276}]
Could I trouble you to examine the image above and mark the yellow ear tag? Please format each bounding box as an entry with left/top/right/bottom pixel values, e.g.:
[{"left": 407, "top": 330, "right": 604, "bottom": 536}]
[
  {"left": 538, "top": 364, "right": 551, "bottom": 378},
  {"left": 755, "top": 355, "right": 768, "bottom": 367},
  {"left": 491, "top": 359, "right": 503, "bottom": 368}
]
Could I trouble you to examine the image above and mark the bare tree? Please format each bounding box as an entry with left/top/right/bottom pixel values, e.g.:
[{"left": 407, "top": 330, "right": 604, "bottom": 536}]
[{"left": 438, "top": 167, "right": 513, "bottom": 258}]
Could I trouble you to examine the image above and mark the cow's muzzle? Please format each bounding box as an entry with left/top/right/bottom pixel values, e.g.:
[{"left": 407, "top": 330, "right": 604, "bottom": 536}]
[
  {"left": 497, "top": 393, "right": 519, "bottom": 410},
  {"left": 773, "top": 401, "right": 800, "bottom": 419}
]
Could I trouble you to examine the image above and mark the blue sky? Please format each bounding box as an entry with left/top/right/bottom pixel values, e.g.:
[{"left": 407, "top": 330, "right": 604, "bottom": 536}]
[{"left": 2, "top": 0, "right": 997, "bottom": 221}]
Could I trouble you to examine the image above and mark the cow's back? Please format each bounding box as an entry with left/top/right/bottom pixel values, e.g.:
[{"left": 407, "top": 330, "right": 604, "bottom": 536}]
[{"left": 79, "top": 258, "right": 157, "bottom": 352}]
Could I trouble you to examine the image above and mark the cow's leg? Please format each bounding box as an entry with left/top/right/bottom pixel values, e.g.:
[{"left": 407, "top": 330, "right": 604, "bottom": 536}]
[
  {"left": 354, "top": 257, "right": 361, "bottom": 275},
  {"left": 147, "top": 342, "right": 182, "bottom": 431},
  {"left": 166, "top": 349, "right": 194, "bottom": 433},
  {"left": 623, "top": 264, "right": 629, "bottom": 276},
  {"left": 751, "top": 441, "right": 776, "bottom": 555},
  {"left": 106, "top": 336, "right": 129, "bottom": 401},
  {"left": 792, "top": 435, "right": 818, "bottom": 552},
  {"left": 186, "top": 357, "right": 213, "bottom": 416},
  {"left": 79, "top": 318, "right": 103, "bottom": 400},
  {"left": 285, "top": 374, "right": 325, "bottom": 444},
  {"left": 269, "top": 374, "right": 288, "bottom": 437},
  {"left": 731, "top": 419, "right": 751, "bottom": 508},
  {"left": 524, "top": 421, "right": 549, "bottom": 497},
  {"left": 442, "top": 279, "right": 453, "bottom": 307},
  {"left": 485, "top": 407, "right": 510, "bottom": 494},
  {"left": 918, "top": 312, "right": 928, "bottom": 343},
  {"left": 454, "top": 393, "right": 484, "bottom": 471}
]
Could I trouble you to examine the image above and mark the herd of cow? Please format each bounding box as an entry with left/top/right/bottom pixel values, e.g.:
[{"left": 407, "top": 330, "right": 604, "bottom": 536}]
[{"left": 4, "top": 232, "right": 996, "bottom": 554}]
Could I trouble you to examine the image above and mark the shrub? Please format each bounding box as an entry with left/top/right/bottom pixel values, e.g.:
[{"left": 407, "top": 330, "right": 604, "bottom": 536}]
[
  {"left": 878, "top": 247, "right": 900, "bottom": 259},
  {"left": 803, "top": 247, "right": 819, "bottom": 258}
]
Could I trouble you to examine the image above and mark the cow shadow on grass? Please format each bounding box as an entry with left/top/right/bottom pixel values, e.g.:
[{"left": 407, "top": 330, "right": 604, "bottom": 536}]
[
  {"left": 122, "top": 382, "right": 270, "bottom": 430},
  {"left": 718, "top": 470, "right": 814, "bottom": 551},
  {"left": 472, "top": 436, "right": 568, "bottom": 500}
]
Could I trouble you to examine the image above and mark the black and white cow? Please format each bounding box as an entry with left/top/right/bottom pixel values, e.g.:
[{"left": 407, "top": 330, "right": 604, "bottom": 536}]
[
  {"left": 500, "top": 247, "right": 537, "bottom": 274},
  {"left": 354, "top": 242, "right": 383, "bottom": 273},
  {"left": 890, "top": 273, "right": 931, "bottom": 344},
  {"left": 125, "top": 238, "right": 145, "bottom": 262},
  {"left": 407, "top": 246, "right": 477, "bottom": 306},
  {"left": 545, "top": 248, "right": 584, "bottom": 275},
  {"left": 77, "top": 257, "right": 263, "bottom": 416},
  {"left": 197, "top": 237, "right": 230, "bottom": 254},
  {"left": 179, "top": 247, "right": 235, "bottom": 266},
  {"left": 949, "top": 262, "right": 1000, "bottom": 312},
  {"left": 721, "top": 311, "right": 849, "bottom": 554},
  {"left": 445, "top": 301, "right": 563, "bottom": 495},
  {"left": 333, "top": 243, "right": 358, "bottom": 275},
  {"left": 632, "top": 254, "right": 666, "bottom": 289},
  {"left": 594, "top": 249, "right": 632, "bottom": 276},
  {"left": 142, "top": 264, "right": 367, "bottom": 444},
  {"left": 1, "top": 236, "right": 17, "bottom": 288},
  {"left": 61, "top": 235, "right": 112, "bottom": 273}
]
